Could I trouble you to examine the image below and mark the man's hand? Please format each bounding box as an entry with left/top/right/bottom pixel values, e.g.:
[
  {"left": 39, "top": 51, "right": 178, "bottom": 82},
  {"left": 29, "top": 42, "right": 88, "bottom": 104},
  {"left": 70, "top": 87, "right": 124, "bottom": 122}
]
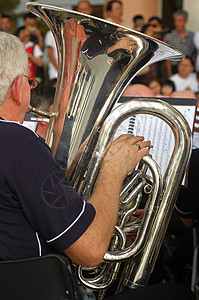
[
  {"left": 102, "top": 134, "right": 151, "bottom": 183},
  {"left": 64, "top": 135, "right": 151, "bottom": 266},
  {"left": 107, "top": 37, "right": 137, "bottom": 54}
]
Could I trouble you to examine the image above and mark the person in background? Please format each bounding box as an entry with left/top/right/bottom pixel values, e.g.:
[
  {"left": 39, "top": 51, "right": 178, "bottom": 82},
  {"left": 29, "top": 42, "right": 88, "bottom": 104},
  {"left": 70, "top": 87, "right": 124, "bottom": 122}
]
[
  {"left": 132, "top": 14, "right": 145, "bottom": 31},
  {"left": 193, "top": 31, "right": 199, "bottom": 73},
  {"left": 23, "top": 12, "right": 44, "bottom": 51},
  {"left": 76, "top": 0, "right": 93, "bottom": 15},
  {"left": 148, "top": 16, "right": 162, "bottom": 28},
  {"left": 15, "top": 26, "right": 43, "bottom": 79},
  {"left": 0, "top": 14, "right": 12, "bottom": 32},
  {"left": 23, "top": 13, "right": 44, "bottom": 82},
  {"left": 147, "top": 78, "right": 162, "bottom": 96},
  {"left": 105, "top": 0, "right": 131, "bottom": 28},
  {"left": 171, "top": 90, "right": 197, "bottom": 99},
  {"left": 122, "top": 83, "right": 155, "bottom": 98},
  {"left": 141, "top": 18, "right": 168, "bottom": 82},
  {"left": 161, "top": 80, "right": 175, "bottom": 97},
  {"left": 45, "top": 30, "right": 58, "bottom": 86},
  {"left": 30, "top": 85, "right": 55, "bottom": 140},
  {"left": 141, "top": 23, "right": 159, "bottom": 37},
  {"left": 139, "top": 24, "right": 163, "bottom": 81},
  {"left": 163, "top": 9, "right": 196, "bottom": 78},
  {"left": 148, "top": 16, "right": 165, "bottom": 40},
  {"left": 169, "top": 57, "right": 199, "bottom": 94}
]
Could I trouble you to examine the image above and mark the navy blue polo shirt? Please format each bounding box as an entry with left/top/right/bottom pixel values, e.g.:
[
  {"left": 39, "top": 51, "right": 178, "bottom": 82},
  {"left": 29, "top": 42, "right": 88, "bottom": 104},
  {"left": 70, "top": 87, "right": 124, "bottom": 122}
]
[{"left": 0, "top": 119, "right": 95, "bottom": 260}]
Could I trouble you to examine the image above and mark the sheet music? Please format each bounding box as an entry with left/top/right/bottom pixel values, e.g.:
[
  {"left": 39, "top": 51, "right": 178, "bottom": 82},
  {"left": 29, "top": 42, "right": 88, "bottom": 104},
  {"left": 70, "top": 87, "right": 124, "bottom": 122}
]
[
  {"left": 113, "top": 101, "right": 196, "bottom": 177},
  {"left": 22, "top": 121, "right": 38, "bottom": 132}
]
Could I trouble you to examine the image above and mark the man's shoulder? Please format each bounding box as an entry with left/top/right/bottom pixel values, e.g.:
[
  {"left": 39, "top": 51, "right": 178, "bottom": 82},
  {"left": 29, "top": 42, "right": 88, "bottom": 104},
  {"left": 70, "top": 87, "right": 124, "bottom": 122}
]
[
  {"left": 0, "top": 121, "right": 45, "bottom": 171},
  {"left": 45, "top": 31, "right": 55, "bottom": 45},
  {"left": 164, "top": 29, "right": 177, "bottom": 39},
  {"left": 186, "top": 30, "right": 194, "bottom": 36},
  {"left": 25, "top": 40, "right": 34, "bottom": 49},
  {"left": 169, "top": 73, "right": 179, "bottom": 80},
  {"left": 0, "top": 120, "right": 38, "bottom": 145},
  {"left": 189, "top": 72, "right": 197, "bottom": 80},
  {"left": 194, "top": 31, "right": 199, "bottom": 38}
]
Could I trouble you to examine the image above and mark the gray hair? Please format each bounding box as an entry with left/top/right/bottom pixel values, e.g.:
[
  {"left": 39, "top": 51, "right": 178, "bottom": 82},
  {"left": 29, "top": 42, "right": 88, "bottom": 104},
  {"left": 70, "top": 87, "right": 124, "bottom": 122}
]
[
  {"left": 173, "top": 9, "right": 188, "bottom": 20},
  {"left": 0, "top": 32, "right": 28, "bottom": 105}
]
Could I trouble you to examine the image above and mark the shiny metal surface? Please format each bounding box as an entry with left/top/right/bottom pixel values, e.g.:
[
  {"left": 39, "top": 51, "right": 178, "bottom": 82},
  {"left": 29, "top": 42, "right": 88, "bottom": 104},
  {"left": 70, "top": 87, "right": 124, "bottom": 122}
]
[
  {"left": 77, "top": 99, "right": 192, "bottom": 294},
  {"left": 27, "top": 2, "right": 184, "bottom": 165},
  {"left": 26, "top": 3, "right": 191, "bottom": 298}
]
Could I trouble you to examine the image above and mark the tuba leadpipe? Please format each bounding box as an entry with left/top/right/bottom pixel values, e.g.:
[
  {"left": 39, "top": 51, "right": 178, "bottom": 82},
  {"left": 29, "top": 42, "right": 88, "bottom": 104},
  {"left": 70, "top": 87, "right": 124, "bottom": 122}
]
[
  {"left": 26, "top": 3, "right": 191, "bottom": 298},
  {"left": 27, "top": 105, "right": 57, "bottom": 119}
]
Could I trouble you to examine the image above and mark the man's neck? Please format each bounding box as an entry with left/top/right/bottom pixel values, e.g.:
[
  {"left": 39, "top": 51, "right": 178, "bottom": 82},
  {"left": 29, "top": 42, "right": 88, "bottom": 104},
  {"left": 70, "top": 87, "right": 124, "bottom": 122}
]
[
  {"left": 111, "top": 17, "right": 121, "bottom": 24},
  {"left": 179, "top": 73, "right": 190, "bottom": 79},
  {"left": 0, "top": 102, "right": 20, "bottom": 123},
  {"left": 178, "top": 28, "right": 186, "bottom": 38},
  {"left": 0, "top": 109, "right": 10, "bottom": 121}
]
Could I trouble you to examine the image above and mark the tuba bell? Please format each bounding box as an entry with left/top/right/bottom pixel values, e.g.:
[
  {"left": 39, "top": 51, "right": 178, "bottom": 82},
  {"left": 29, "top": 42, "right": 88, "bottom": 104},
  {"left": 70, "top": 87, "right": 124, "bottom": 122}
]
[{"left": 26, "top": 3, "right": 192, "bottom": 298}]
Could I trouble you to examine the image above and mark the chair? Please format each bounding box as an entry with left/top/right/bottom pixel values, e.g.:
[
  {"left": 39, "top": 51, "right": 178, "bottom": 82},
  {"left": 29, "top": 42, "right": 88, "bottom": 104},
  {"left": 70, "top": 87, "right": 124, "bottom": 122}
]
[
  {"left": 191, "top": 227, "right": 199, "bottom": 300},
  {"left": 0, "top": 254, "right": 79, "bottom": 300}
]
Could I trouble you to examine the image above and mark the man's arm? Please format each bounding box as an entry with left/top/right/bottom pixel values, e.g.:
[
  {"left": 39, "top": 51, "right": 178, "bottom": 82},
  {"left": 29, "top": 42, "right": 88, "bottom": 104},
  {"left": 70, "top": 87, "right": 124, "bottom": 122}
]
[
  {"left": 48, "top": 47, "right": 58, "bottom": 70},
  {"left": 64, "top": 135, "right": 150, "bottom": 266},
  {"left": 165, "top": 60, "right": 173, "bottom": 78},
  {"left": 27, "top": 53, "right": 42, "bottom": 67},
  {"left": 32, "top": 28, "right": 44, "bottom": 51}
]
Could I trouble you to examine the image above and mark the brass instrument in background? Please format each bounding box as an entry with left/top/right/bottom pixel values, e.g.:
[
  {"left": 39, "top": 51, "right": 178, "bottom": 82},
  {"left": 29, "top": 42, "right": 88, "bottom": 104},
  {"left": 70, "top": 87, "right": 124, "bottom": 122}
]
[{"left": 26, "top": 3, "right": 192, "bottom": 299}]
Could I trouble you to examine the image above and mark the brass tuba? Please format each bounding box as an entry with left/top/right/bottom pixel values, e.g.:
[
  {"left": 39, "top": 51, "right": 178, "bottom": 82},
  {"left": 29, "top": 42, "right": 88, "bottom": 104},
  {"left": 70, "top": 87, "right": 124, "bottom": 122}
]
[{"left": 26, "top": 3, "right": 192, "bottom": 298}]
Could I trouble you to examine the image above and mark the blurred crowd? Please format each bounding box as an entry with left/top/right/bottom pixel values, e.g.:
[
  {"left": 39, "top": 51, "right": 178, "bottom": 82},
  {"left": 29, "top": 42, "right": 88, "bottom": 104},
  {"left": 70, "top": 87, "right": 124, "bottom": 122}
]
[{"left": 0, "top": 0, "right": 198, "bottom": 102}]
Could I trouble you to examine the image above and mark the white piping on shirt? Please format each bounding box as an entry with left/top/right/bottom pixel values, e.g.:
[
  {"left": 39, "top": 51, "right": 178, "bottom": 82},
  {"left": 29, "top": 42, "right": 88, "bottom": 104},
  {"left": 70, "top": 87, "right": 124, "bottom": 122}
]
[
  {"left": 0, "top": 120, "right": 88, "bottom": 247},
  {"left": 0, "top": 119, "right": 20, "bottom": 124},
  {"left": 46, "top": 201, "right": 86, "bottom": 243},
  {"left": 0, "top": 119, "right": 39, "bottom": 137},
  {"left": 81, "top": 49, "right": 93, "bottom": 59},
  {"left": 174, "top": 204, "right": 192, "bottom": 215},
  {"left": 36, "top": 232, "right": 42, "bottom": 256}
]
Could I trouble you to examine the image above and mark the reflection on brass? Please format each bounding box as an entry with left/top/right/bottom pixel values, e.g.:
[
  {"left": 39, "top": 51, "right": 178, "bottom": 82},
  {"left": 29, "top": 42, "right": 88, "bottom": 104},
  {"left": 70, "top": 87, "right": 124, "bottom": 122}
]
[
  {"left": 26, "top": 3, "right": 191, "bottom": 298},
  {"left": 27, "top": 105, "right": 57, "bottom": 118}
]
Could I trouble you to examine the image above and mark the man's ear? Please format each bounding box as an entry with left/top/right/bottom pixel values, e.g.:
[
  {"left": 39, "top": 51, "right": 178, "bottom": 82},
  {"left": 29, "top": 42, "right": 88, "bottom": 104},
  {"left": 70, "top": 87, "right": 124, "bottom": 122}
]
[{"left": 10, "top": 76, "right": 23, "bottom": 106}]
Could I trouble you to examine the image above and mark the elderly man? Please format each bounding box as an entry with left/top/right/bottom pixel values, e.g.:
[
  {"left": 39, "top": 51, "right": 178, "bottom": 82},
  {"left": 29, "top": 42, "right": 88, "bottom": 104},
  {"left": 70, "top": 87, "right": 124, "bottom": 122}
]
[
  {"left": 163, "top": 9, "right": 196, "bottom": 77},
  {"left": 0, "top": 32, "right": 194, "bottom": 300},
  {"left": 0, "top": 31, "right": 149, "bottom": 263}
]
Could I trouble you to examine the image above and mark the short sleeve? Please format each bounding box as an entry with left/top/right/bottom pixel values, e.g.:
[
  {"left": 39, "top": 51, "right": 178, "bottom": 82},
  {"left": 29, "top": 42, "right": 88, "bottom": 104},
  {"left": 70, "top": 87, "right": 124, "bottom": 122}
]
[
  {"left": 12, "top": 138, "right": 96, "bottom": 251},
  {"left": 33, "top": 44, "right": 43, "bottom": 57},
  {"left": 175, "top": 185, "right": 192, "bottom": 219},
  {"left": 45, "top": 31, "right": 56, "bottom": 48},
  {"left": 163, "top": 33, "right": 169, "bottom": 44},
  {"left": 194, "top": 32, "right": 199, "bottom": 49}
]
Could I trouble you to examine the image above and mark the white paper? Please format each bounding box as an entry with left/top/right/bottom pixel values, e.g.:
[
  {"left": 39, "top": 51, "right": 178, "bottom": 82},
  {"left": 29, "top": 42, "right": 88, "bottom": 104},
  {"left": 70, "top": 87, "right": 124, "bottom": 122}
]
[{"left": 113, "top": 102, "right": 196, "bottom": 177}]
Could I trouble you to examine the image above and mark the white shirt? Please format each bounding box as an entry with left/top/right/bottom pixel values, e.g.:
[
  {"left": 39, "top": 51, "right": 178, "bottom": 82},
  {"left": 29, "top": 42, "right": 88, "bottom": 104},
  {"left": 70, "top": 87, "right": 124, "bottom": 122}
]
[
  {"left": 25, "top": 41, "right": 43, "bottom": 58},
  {"left": 194, "top": 31, "right": 199, "bottom": 72},
  {"left": 45, "top": 31, "right": 58, "bottom": 80},
  {"left": 106, "top": 17, "right": 132, "bottom": 29},
  {"left": 169, "top": 73, "right": 199, "bottom": 93}
]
